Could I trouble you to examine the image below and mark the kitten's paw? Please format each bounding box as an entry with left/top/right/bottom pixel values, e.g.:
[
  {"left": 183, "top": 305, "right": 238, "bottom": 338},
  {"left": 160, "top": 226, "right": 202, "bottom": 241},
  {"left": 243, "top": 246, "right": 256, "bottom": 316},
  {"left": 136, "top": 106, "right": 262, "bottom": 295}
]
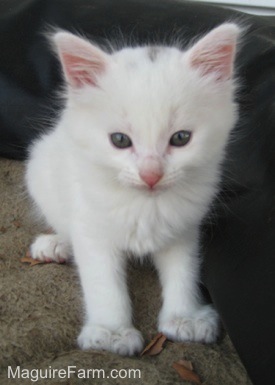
[
  {"left": 30, "top": 234, "right": 71, "bottom": 263},
  {"left": 77, "top": 324, "right": 144, "bottom": 356},
  {"left": 159, "top": 305, "right": 219, "bottom": 344}
]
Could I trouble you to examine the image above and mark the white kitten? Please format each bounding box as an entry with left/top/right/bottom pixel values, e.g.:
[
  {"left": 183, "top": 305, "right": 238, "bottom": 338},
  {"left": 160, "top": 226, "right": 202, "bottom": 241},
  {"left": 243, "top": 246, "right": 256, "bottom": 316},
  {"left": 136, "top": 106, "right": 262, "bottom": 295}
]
[{"left": 26, "top": 23, "right": 240, "bottom": 356}]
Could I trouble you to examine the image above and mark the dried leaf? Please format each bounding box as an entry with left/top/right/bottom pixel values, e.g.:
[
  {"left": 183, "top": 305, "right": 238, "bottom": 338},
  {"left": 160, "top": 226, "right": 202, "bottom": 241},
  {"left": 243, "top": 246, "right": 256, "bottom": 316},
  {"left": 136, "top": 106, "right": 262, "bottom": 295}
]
[
  {"left": 0, "top": 226, "right": 7, "bottom": 233},
  {"left": 140, "top": 333, "right": 167, "bottom": 356},
  {"left": 21, "top": 250, "right": 44, "bottom": 267},
  {"left": 176, "top": 359, "right": 194, "bottom": 371},
  {"left": 20, "top": 255, "right": 44, "bottom": 267},
  {"left": 172, "top": 361, "right": 202, "bottom": 384}
]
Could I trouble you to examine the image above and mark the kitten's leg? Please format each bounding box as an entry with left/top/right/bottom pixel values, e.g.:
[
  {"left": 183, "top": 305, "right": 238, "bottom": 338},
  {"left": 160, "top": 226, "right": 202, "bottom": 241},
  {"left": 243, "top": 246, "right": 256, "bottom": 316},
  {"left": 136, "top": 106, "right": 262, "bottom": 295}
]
[
  {"left": 73, "top": 235, "right": 143, "bottom": 356},
  {"left": 153, "top": 230, "right": 219, "bottom": 343},
  {"left": 30, "top": 234, "right": 72, "bottom": 263}
]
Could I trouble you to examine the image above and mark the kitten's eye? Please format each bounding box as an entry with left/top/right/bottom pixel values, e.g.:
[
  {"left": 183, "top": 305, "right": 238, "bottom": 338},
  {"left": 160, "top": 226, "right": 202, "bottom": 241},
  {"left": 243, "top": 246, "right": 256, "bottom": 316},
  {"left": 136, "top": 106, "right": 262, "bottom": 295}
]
[
  {"left": 169, "top": 130, "right": 191, "bottom": 147},
  {"left": 110, "top": 133, "right": 132, "bottom": 149}
]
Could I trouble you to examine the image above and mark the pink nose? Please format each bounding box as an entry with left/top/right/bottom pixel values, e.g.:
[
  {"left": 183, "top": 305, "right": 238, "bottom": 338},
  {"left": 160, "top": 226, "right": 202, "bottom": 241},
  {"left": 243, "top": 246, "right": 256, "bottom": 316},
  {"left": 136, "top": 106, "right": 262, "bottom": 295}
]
[{"left": 139, "top": 171, "right": 163, "bottom": 188}]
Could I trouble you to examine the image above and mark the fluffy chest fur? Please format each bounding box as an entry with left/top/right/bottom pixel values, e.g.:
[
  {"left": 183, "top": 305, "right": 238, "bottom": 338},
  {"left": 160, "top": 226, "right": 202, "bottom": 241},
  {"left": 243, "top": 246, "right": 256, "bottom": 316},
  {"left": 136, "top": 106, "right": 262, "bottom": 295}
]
[{"left": 67, "top": 150, "right": 215, "bottom": 256}]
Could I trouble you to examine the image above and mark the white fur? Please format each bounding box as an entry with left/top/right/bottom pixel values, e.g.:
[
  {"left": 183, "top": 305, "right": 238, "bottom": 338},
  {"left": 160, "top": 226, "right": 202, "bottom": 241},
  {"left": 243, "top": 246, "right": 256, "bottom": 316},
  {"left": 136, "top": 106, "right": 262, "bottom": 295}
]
[{"left": 26, "top": 24, "right": 240, "bottom": 355}]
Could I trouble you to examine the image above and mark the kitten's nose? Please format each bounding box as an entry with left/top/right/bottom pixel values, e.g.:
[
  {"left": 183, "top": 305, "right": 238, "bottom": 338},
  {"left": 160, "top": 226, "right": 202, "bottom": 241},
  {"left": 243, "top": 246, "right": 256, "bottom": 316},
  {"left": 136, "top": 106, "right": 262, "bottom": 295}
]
[{"left": 139, "top": 170, "right": 163, "bottom": 188}]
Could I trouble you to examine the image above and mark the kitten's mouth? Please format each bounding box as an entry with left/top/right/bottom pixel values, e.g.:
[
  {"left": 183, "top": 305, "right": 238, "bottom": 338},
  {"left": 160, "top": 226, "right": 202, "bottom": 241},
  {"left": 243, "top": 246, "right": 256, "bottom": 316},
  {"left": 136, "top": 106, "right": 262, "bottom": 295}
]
[
  {"left": 137, "top": 182, "right": 168, "bottom": 194},
  {"left": 123, "top": 176, "right": 170, "bottom": 193}
]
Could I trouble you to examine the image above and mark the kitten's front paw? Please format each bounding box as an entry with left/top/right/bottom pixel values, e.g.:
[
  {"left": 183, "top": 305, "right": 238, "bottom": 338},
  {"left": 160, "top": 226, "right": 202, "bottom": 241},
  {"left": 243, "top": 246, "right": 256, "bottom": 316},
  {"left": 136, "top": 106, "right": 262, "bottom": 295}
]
[
  {"left": 30, "top": 234, "right": 71, "bottom": 263},
  {"left": 159, "top": 305, "right": 219, "bottom": 344},
  {"left": 77, "top": 324, "right": 144, "bottom": 356}
]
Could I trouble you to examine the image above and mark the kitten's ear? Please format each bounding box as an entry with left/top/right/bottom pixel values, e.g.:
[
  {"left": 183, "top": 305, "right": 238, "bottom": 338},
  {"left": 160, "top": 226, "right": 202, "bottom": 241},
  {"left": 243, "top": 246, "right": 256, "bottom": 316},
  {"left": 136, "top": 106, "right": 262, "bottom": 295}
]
[
  {"left": 52, "top": 32, "right": 108, "bottom": 88},
  {"left": 188, "top": 23, "right": 241, "bottom": 81}
]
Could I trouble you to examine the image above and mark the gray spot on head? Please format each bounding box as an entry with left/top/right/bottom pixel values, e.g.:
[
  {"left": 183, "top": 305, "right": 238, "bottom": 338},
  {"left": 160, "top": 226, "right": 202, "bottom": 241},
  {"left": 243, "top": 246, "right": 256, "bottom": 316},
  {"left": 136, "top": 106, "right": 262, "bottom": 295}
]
[{"left": 147, "top": 46, "right": 161, "bottom": 62}]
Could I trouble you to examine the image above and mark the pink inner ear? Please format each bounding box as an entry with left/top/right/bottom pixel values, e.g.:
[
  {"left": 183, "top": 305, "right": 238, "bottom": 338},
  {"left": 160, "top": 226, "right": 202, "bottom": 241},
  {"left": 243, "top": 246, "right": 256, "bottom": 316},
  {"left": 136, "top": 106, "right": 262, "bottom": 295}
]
[
  {"left": 191, "top": 43, "right": 235, "bottom": 81},
  {"left": 54, "top": 32, "right": 108, "bottom": 89},
  {"left": 62, "top": 53, "right": 103, "bottom": 88}
]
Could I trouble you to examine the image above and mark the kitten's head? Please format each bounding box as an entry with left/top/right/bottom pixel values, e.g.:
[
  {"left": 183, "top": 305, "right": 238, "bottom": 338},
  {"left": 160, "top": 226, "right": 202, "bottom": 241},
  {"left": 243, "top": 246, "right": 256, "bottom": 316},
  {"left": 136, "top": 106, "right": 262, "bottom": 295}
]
[{"left": 53, "top": 24, "right": 240, "bottom": 192}]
